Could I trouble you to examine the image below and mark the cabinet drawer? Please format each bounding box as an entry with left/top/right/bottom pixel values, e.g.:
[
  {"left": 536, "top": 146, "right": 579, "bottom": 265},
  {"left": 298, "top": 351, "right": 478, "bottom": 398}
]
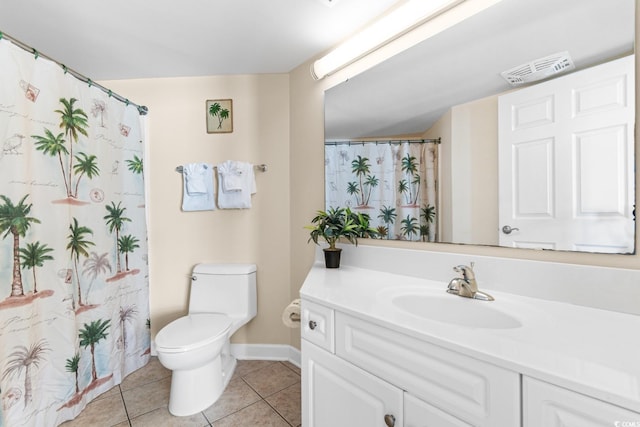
[
  {"left": 301, "top": 299, "right": 334, "bottom": 352},
  {"left": 523, "top": 376, "right": 640, "bottom": 426},
  {"left": 335, "top": 312, "right": 520, "bottom": 427}
]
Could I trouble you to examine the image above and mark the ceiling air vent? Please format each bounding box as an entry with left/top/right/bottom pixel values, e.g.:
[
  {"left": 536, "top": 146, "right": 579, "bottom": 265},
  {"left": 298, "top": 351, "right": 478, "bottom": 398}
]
[{"left": 501, "top": 51, "right": 575, "bottom": 86}]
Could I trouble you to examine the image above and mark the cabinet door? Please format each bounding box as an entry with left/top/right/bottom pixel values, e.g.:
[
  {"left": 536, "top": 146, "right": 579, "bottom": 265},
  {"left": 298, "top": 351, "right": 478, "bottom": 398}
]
[
  {"left": 302, "top": 340, "right": 402, "bottom": 427},
  {"left": 405, "top": 393, "right": 472, "bottom": 427},
  {"left": 524, "top": 376, "right": 640, "bottom": 426}
]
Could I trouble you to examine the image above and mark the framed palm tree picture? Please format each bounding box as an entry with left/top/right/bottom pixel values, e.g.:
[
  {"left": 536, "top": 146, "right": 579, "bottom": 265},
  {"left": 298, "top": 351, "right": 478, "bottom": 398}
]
[{"left": 206, "top": 99, "right": 233, "bottom": 133}]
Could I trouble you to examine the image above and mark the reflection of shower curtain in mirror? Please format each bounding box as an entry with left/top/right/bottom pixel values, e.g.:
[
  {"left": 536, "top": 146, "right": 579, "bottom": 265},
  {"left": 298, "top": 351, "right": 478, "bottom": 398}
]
[
  {"left": 0, "top": 39, "right": 150, "bottom": 426},
  {"left": 325, "top": 141, "right": 438, "bottom": 242}
]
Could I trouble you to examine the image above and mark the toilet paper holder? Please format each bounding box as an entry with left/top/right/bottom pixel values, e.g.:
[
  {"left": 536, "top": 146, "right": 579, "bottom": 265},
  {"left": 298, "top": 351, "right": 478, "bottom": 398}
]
[{"left": 282, "top": 299, "right": 301, "bottom": 328}]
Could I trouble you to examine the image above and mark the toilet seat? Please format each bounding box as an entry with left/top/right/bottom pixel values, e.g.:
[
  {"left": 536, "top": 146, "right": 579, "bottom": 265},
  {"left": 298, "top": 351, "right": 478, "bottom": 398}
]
[{"left": 155, "top": 313, "right": 231, "bottom": 353}]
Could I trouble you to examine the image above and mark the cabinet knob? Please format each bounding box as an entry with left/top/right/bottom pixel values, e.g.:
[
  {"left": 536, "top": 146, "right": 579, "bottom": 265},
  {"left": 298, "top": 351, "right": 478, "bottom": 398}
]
[
  {"left": 384, "top": 414, "right": 396, "bottom": 426},
  {"left": 308, "top": 320, "right": 317, "bottom": 330}
]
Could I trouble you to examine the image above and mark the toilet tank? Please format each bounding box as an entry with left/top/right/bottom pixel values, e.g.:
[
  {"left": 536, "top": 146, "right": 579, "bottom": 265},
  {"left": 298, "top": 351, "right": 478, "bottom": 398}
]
[{"left": 188, "top": 263, "right": 257, "bottom": 322}]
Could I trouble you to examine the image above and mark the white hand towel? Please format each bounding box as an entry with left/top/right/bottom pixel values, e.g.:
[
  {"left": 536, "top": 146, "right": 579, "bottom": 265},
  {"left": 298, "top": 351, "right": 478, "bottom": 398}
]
[
  {"left": 219, "top": 161, "right": 243, "bottom": 192},
  {"left": 181, "top": 163, "right": 216, "bottom": 211},
  {"left": 184, "top": 163, "right": 208, "bottom": 194},
  {"left": 217, "top": 161, "right": 256, "bottom": 209}
]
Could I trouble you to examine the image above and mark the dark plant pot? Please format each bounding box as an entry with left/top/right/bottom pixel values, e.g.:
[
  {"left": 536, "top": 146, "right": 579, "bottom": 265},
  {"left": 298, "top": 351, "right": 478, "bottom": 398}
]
[{"left": 323, "top": 248, "right": 342, "bottom": 268}]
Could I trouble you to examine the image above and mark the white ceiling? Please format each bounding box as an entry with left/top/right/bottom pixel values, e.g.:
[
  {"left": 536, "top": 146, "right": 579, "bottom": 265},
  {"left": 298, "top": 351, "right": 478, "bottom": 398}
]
[
  {"left": 0, "top": 0, "right": 398, "bottom": 80},
  {"left": 325, "top": 0, "right": 635, "bottom": 139},
  {"left": 0, "top": 0, "right": 633, "bottom": 140}
]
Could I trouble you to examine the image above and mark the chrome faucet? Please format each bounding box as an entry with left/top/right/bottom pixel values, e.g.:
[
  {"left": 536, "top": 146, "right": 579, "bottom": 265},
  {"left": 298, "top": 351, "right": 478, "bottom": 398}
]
[{"left": 446, "top": 262, "right": 494, "bottom": 301}]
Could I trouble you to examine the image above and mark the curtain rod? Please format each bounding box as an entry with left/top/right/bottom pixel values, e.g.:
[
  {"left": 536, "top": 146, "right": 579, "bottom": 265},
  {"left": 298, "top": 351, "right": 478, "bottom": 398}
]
[
  {"left": 325, "top": 138, "right": 440, "bottom": 146},
  {"left": 0, "top": 31, "right": 148, "bottom": 116}
]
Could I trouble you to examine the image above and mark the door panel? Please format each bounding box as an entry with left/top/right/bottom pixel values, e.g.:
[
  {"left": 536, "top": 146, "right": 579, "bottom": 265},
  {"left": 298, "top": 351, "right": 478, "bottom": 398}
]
[{"left": 499, "top": 55, "right": 634, "bottom": 252}]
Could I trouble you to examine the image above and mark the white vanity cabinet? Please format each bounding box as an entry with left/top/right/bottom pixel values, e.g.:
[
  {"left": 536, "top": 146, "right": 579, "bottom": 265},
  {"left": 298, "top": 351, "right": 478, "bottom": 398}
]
[
  {"left": 301, "top": 299, "right": 520, "bottom": 427},
  {"left": 300, "top": 252, "right": 640, "bottom": 426},
  {"left": 523, "top": 377, "right": 640, "bottom": 427}
]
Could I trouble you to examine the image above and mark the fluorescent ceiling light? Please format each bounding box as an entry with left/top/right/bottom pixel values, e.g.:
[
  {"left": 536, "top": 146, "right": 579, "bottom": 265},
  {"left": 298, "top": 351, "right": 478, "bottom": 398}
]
[{"left": 311, "top": 0, "right": 462, "bottom": 80}]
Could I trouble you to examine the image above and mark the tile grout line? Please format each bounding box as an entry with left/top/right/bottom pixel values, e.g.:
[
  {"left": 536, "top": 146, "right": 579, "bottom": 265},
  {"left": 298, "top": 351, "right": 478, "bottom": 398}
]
[
  {"left": 236, "top": 367, "right": 299, "bottom": 427},
  {"left": 116, "top": 385, "right": 133, "bottom": 427},
  {"left": 120, "top": 376, "right": 168, "bottom": 424},
  {"left": 202, "top": 399, "right": 255, "bottom": 425},
  {"left": 247, "top": 362, "right": 300, "bottom": 427},
  {"left": 202, "top": 378, "right": 265, "bottom": 425},
  {"left": 263, "top": 398, "right": 297, "bottom": 427}
]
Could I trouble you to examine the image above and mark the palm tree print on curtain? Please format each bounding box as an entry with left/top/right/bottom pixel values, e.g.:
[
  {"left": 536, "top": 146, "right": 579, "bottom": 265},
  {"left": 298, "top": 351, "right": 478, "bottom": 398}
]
[
  {"left": 0, "top": 38, "right": 149, "bottom": 426},
  {"left": 325, "top": 140, "right": 438, "bottom": 242}
]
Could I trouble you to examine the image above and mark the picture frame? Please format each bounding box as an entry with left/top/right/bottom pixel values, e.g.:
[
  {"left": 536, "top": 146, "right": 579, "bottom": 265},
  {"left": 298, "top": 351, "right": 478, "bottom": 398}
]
[{"left": 206, "top": 99, "right": 233, "bottom": 133}]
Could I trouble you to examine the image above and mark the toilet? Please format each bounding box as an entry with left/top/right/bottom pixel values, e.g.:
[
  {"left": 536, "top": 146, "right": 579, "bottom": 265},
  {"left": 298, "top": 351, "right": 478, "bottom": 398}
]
[{"left": 154, "top": 263, "right": 257, "bottom": 416}]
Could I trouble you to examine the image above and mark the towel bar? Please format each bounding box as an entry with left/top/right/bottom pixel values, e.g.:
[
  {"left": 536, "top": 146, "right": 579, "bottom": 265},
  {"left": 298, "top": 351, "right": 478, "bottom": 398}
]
[{"left": 176, "top": 164, "right": 267, "bottom": 173}]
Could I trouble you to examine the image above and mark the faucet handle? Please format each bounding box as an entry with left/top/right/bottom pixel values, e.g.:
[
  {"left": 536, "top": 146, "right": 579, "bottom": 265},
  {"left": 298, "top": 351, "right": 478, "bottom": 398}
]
[
  {"left": 454, "top": 263, "right": 476, "bottom": 280},
  {"left": 447, "top": 278, "right": 461, "bottom": 294}
]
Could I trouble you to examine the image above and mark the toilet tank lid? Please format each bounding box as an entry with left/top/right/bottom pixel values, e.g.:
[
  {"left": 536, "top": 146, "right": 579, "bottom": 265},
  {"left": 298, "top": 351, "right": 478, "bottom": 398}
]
[{"left": 193, "top": 263, "right": 256, "bottom": 275}]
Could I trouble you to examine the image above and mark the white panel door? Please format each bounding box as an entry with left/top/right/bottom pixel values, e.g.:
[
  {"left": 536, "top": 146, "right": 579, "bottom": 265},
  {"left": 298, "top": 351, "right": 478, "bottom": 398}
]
[
  {"left": 498, "top": 55, "right": 634, "bottom": 252},
  {"left": 301, "top": 340, "right": 403, "bottom": 427}
]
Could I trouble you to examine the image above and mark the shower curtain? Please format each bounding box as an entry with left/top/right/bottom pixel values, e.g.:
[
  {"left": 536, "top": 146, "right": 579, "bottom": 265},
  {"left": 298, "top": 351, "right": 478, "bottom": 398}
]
[
  {"left": 325, "top": 140, "right": 438, "bottom": 242},
  {"left": 0, "top": 39, "right": 150, "bottom": 426}
]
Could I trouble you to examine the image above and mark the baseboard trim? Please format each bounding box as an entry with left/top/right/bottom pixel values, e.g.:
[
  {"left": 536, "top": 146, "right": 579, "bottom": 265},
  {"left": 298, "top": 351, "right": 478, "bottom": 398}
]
[{"left": 230, "top": 344, "right": 301, "bottom": 368}]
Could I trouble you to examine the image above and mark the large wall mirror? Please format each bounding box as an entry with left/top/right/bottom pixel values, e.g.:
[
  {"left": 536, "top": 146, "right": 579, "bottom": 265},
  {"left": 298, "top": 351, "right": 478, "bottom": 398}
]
[{"left": 324, "top": 0, "right": 635, "bottom": 254}]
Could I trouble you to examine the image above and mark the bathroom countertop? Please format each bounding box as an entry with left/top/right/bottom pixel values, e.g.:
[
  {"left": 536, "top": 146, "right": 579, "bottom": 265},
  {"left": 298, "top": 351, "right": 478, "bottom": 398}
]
[{"left": 300, "top": 263, "right": 640, "bottom": 413}]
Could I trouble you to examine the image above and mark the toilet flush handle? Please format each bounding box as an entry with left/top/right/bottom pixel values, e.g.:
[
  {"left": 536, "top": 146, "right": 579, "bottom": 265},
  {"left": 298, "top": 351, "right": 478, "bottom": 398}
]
[{"left": 191, "top": 275, "right": 197, "bottom": 281}]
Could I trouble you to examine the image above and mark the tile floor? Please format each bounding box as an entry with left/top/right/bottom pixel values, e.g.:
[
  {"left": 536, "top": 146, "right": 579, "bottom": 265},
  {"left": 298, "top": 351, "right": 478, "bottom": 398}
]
[{"left": 61, "top": 357, "right": 301, "bottom": 427}]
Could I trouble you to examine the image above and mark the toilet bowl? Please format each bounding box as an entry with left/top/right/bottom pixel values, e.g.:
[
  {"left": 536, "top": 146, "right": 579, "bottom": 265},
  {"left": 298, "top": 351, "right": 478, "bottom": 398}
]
[
  {"left": 154, "top": 263, "right": 257, "bottom": 416},
  {"left": 155, "top": 313, "right": 232, "bottom": 416}
]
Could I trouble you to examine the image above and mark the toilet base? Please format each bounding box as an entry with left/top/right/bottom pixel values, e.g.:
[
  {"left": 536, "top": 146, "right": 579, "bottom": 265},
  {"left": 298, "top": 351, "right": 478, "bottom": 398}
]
[
  {"left": 167, "top": 352, "right": 239, "bottom": 417},
  {"left": 168, "top": 355, "right": 224, "bottom": 416},
  {"left": 220, "top": 352, "right": 237, "bottom": 391}
]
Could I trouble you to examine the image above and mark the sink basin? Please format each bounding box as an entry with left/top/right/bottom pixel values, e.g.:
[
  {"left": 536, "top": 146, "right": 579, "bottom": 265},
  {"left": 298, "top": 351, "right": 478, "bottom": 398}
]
[{"left": 392, "top": 294, "right": 522, "bottom": 329}]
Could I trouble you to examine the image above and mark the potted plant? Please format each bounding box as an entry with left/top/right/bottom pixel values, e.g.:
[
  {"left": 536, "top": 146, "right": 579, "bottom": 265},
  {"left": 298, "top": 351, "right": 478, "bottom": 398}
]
[{"left": 306, "top": 206, "right": 377, "bottom": 268}]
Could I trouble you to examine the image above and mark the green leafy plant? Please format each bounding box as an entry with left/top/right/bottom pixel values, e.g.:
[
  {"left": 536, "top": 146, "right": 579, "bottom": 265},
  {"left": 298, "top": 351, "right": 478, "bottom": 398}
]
[
  {"left": 208, "top": 102, "right": 230, "bottom": 129},
  {"left": 306, "top": 206, "right": 377, "bottom": 250}
]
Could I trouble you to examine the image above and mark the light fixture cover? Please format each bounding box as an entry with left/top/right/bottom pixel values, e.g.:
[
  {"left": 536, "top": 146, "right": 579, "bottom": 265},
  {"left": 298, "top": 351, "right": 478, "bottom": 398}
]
[
  {"left": 313, "top": 0, "right": 341, "bottom": 7},
  {"left": 311, "top": 0, "right": 461, "bottom": 80}
]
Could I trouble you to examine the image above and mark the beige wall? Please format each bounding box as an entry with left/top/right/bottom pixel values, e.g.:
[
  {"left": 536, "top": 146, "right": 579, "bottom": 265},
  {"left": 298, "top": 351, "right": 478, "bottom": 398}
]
[
  {"left": 423, "top": 111, "right": 452, "bottom": 241},
  {"left": 422, "top": 96, "right": 499, "bottom": 246},
  {"left": 466, "top": 96, "right": 499, "bottom": 246},
  {"left": 103, "top": 74, "right": 292, "bottom": 346}
]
